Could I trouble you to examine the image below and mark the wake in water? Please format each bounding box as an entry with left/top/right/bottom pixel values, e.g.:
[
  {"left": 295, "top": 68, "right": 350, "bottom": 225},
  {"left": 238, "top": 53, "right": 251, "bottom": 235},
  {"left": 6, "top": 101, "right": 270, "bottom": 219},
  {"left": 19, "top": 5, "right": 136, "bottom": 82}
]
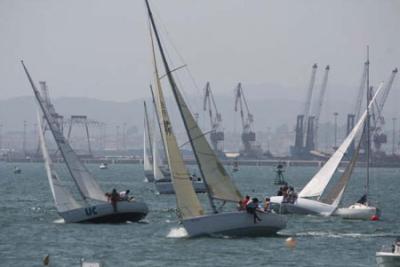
[
  {"left": 166, "top": 227, "right": 188, "bottom": 238},
  {"left": 53, "top": 218, "right": 65, "bottom": 224},
  {"left": 292, "top": 231, "right": 400, "bottom": 239}
]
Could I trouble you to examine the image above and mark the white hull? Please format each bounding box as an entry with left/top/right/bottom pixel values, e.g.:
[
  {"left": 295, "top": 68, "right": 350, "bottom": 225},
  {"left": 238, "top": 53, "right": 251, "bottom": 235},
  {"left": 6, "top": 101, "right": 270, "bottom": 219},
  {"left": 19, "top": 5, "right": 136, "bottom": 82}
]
[
  {"left": 59, "top": 201, "right": 148, "bottom": 223},
  {"left": 155, "top": 180, "right": 206, "bottom": 194},
  {"left": 270, "top": 196, "right": 336, "bottom": 216},
  {"left": 376, "top": 252, "right": 400, "bottom": 267},
  {"left": 334, "top": 203, "right": 378, "bottom": 220},
  {"left": 182, "top": 211, "right": 287, "bottom": 237}
]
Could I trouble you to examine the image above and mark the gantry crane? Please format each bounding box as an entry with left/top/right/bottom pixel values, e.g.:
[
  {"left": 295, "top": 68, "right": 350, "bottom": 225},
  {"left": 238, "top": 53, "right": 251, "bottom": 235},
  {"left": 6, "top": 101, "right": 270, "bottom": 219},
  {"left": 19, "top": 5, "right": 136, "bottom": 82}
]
[{"left": 203, "top": 82, "right": 224, "bottom": 153}]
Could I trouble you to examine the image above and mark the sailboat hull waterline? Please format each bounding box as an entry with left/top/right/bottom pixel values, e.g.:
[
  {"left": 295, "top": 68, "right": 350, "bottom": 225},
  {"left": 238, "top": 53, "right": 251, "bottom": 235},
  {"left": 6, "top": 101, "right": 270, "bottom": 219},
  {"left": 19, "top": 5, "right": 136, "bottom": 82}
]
[
  {"left": 60, "top": 201, "right": 149, "bottom": 223},
  {"left": 270, "top": 196, "right": 337, "bottom": 216},
  {"left": 182, "top": 211, "right": 287, "bottom": 238},
  {"left": 334, "top": 203, "right": 379, "bottom": 220}
]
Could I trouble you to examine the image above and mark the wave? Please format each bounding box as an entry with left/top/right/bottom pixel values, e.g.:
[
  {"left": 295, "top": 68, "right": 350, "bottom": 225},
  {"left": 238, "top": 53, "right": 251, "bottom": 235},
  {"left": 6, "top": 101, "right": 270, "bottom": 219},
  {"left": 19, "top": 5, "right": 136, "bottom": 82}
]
[{"left": 166, "top": 227, "right": 188, "bottom": 238}]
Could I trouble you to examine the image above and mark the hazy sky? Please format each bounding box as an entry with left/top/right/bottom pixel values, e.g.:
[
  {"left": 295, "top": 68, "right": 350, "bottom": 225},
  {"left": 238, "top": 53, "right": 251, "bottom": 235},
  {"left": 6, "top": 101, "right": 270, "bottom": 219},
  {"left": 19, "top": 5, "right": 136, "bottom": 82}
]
[{"left": 1, "top": 0, "right": 399, "bottom": 102}]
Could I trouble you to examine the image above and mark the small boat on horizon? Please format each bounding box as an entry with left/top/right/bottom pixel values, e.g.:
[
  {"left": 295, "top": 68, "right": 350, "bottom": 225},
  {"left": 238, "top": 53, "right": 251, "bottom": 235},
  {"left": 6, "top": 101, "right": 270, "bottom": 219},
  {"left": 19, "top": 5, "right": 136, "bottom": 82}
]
[{"left": 99, "top": 163, "right": 108, "bottom": 170}]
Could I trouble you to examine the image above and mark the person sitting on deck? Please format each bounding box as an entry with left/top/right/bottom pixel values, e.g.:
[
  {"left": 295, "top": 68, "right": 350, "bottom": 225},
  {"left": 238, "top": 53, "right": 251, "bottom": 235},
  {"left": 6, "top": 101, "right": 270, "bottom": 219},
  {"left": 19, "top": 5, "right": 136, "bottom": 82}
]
[
  {"left": 119, "top": 190, "right": 131, "bottom": 201},
  {"left": 238, "top": 195, "right": 251, "bottom": 210},
  {"left": 287, "top": 186, "right": 298, "bottom": 203},
  {"left": 263, "top": 197, "right": 271, "bottom": 212},
  {"left": 246, "top": 198, "right": 264, "bottom": 223}
]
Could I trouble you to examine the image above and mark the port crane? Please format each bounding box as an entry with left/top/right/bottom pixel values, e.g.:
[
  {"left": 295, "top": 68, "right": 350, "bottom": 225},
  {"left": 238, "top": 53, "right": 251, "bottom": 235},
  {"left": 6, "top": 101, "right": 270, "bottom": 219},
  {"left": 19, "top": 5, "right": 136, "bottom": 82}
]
[
  {"left": 234, "top": 83, "right": 258, "bottom": 157},
  {"left": 203, "top": 82, "right": 224, "bottom": 153}
]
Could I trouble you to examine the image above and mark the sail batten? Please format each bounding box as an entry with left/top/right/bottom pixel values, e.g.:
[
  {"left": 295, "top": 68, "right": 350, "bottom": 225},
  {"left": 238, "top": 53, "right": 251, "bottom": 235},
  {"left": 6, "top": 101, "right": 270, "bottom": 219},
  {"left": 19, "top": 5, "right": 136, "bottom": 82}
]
[
  {"left": 22, "top": 61, "right": 107, "bottom": 202},
  {"left": 299, "top": 82, "right": 384, "bottom": 199}
]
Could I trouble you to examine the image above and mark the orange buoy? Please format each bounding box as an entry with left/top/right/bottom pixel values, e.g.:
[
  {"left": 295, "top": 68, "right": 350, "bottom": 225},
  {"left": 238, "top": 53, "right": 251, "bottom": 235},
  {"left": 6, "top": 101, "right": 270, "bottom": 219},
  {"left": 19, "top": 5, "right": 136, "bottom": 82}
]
[
  {"left": 370, "top": 215, "right": 379, "bottom": 221},
  {"left": 285, "top": 237, "right": 297, "bottom": 248}
]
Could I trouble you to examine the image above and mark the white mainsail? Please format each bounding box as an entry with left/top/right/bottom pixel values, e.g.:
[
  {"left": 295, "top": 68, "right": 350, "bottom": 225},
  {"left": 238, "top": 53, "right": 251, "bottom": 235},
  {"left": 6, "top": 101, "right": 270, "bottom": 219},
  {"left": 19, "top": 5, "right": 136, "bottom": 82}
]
[
  {"left": 299, "top": 82, "right": 384, "bottom": 199},
  {"left": 38, "top": 113, "right": 81, "bottom": 212},
  {"left": 143, "top": 101, "right": 153, "bottom": 173},
  {"left": 149, "top": 23, "right": 204, "bottom": 219},
  {"left": 22, "top": 61, "right": 107, "bottom": 202}
]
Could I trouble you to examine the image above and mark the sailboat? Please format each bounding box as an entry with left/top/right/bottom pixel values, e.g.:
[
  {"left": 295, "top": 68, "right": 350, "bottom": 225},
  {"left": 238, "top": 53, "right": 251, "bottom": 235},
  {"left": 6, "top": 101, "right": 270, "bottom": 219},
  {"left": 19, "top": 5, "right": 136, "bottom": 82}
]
[
  {"left": 334, "top": 51, "right": 380, "bottom": 220},
  {"left": 270, "top": 82, "right": 384, "bottom": 217},
  {"left": 22, "top": 61, "right": 148, "bottom": 223},
  {"left": 143, "top": 101, "right": 155, "bottom": 182},
  {"left": 148, "top": 88, "right": 206, "bottom": 194},
  {"left": 145, "top": 0, "right": 286, "bottom": 237}
]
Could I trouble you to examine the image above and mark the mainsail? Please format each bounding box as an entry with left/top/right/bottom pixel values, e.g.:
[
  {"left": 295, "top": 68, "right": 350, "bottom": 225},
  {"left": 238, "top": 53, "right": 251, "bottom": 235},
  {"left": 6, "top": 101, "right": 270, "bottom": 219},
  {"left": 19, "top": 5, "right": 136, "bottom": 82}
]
[
  {"left": 22, "top": 61, "right": 107, "bottom": 202},
  {"left": 149, "top": 18, "right": 204, "bottom": 219},
  {"left": 143, "top": 102, "right": 153, "bottom": 174},
  {"left": 38, "top": 113, "right": 81, "bottom": 212},
  {"left": 145, "top": 0, "right": 242, "bottom": 204},
  {"left": 299, "top": 82, "right": 384, "bottom": 199}
]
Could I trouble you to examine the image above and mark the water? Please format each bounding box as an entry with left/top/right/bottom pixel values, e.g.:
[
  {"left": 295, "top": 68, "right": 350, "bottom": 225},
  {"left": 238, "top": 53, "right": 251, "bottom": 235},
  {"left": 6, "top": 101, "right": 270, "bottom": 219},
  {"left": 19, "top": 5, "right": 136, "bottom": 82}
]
[{"left": 1, "top": 162, "right": 399, "bottom": 266}]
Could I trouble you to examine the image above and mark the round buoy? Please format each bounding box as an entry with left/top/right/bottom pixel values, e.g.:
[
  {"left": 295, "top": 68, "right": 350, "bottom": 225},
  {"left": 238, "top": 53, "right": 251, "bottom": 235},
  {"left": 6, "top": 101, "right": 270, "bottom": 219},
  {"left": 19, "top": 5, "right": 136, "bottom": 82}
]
[
  {"left": 370, "top": 215, "right": 379, "bottom": 221},
  {"left": 285, "top": 237, "right": 297, "bottom": 248}
]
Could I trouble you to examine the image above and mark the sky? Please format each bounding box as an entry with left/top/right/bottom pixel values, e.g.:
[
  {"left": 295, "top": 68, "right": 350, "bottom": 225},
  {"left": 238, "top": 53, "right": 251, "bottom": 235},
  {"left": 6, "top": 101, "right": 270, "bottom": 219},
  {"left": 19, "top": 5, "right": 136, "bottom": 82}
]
[{"left": 0, "top": 0, "right": 399, "bottom": 103}]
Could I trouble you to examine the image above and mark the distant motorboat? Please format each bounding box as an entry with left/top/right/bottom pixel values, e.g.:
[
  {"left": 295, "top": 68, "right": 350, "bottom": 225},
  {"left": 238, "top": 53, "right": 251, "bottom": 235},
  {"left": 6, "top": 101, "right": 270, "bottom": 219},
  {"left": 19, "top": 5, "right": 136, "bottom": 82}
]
[
  {"left": 99, "top": 163, "right": 108, "bottom": 170},
  {"left": 376, "top": 238, "right": 400, "bottom": 267}
]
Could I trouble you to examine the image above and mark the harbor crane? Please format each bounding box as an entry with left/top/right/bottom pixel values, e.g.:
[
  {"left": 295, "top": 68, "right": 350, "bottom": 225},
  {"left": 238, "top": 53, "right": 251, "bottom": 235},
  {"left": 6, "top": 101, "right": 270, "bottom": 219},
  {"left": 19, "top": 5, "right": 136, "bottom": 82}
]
[
  {"left": 312, "top": 65, "right": 330, "bottom": 150},
  {"left": 234, "top": 82, "right": 259, "bottom": 157},
  {"left": 292, "top": 64, "right": 318, "bottom": 158},
  {"left": 203, "top": 82, "right": 224, "bottom": 153}
]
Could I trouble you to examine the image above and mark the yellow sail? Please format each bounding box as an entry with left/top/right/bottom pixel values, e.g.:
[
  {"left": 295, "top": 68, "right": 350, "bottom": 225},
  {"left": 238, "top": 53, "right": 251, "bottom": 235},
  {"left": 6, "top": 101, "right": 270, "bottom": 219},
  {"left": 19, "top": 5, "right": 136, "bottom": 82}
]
[{"left": 150, "top": 25, "right": 204, "bottom": 219}]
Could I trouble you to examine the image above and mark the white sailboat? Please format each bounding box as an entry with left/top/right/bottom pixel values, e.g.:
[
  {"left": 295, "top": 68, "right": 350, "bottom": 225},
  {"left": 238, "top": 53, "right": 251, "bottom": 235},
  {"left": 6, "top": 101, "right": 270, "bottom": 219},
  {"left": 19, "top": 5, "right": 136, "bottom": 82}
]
[
  {"left": 22, "top": 61, "right": 148, "bottom": 223},
  {"left": 149, "top": 87, "right": 206, "bottom": 194},
  {"left": 334, "top": 51, "right": 380, "bottom": 220},
  {"left": 270, "top": 82, "right": 384, "bottom": 217},
  {"left": 143, "top": 101, "right": 155, "bottom": 182},
  {"left": 145, "top": 0, "right": 286, "bottom": 237}
]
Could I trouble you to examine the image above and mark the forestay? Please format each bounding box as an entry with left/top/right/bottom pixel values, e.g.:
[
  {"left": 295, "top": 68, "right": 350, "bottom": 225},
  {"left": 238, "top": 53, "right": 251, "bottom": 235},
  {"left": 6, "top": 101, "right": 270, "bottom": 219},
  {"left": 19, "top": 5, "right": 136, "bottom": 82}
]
[
  {"left": 22, "top": 61, "right": 107, "bottom": 202},
  {"left": 150, "top": 27, "right": 204, "bottom": 219},
  {"left": 299, "top": 82, "right": 384, "bottom": 199},
  {"left": 38, "top": 113, "right": 81, "bottom": 212}
]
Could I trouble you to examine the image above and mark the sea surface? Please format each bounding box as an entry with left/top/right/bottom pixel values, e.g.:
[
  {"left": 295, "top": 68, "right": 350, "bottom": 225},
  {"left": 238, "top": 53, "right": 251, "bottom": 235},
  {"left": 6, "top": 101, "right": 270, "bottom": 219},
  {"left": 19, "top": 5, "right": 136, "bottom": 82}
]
[{"left": 1, "top": 161, "right": 399, "bottom": 267}]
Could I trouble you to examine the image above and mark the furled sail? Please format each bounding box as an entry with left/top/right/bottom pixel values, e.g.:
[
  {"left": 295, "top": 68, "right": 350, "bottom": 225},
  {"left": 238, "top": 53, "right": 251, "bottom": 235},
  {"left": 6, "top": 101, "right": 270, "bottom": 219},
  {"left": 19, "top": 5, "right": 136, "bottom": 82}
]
[
  {"left": 320, "top": 131, "right": 364, "bottom": 206},
  {"left": 22, "top": 61, "right": 107, "bottom": 202},
  {"left": 299, "top": 82, "right": 384, "bottom": 199},
  {"left": 38, "top": 113, "right": 81, "bottom": 212},
  {"left": 145, "top": 0, "right": 242, "bottom": 204},
  {"left": 149, "top": 21, "right": 204, "bottom": 219}
]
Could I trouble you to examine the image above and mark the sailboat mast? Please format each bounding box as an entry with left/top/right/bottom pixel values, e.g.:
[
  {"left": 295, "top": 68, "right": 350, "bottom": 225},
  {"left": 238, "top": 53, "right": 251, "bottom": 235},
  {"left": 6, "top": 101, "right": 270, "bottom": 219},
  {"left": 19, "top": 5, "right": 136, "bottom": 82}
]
[
  {"left": 365, "top": 46, "right": 370, "bottom": 198},
  {"left": 144, "top": 0, "right": 217, "bottom": 213}
]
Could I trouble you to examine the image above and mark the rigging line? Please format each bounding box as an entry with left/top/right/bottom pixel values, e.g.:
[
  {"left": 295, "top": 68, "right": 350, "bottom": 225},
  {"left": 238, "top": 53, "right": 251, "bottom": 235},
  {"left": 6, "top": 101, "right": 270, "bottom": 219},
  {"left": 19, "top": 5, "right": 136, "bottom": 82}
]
[
  {"left": 179, "top": 130, "right": 214, "bottom": 149},
  {"left": 149, "top": 2, "right": 203, "bottom": 118}
]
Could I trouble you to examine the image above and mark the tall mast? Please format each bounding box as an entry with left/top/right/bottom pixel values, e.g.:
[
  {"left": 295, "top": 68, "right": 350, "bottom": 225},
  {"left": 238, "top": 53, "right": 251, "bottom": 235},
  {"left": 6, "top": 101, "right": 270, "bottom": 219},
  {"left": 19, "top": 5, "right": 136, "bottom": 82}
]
[
  {"left": 365, "top": 46, "right": 370, "bottom": 199},
  {"left": 144, "top": 0, "right": 217, "bottom": 212}
]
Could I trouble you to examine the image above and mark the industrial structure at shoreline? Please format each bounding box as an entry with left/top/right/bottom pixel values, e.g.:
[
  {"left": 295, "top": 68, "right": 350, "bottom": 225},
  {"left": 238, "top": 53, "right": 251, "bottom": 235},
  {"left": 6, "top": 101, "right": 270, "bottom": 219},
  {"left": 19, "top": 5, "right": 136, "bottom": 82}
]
[{"left": 1, "top": 63, "right": 399, "bottom": 165}]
